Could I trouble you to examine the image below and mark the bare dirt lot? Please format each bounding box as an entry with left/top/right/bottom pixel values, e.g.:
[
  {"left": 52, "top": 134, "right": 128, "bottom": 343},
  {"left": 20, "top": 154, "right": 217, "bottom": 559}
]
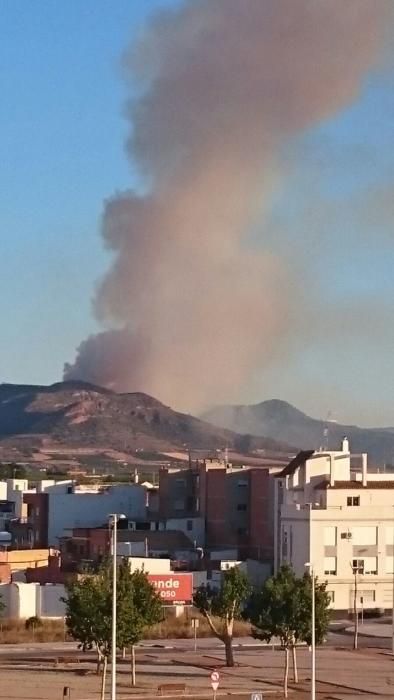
[{"left": 1, "top": 644, "right": 394, "bottom": 700}]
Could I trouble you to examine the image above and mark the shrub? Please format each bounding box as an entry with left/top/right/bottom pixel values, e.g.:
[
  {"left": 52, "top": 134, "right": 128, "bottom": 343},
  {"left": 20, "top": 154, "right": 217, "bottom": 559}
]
[{"left": 25, "top": 616, "right": 43, "bottom": 630}]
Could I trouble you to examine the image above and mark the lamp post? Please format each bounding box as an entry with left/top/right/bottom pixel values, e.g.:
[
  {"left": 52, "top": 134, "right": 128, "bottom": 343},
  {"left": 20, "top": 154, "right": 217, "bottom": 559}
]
[
  {"left": 305, "top": 502, "right": 316, "bottom": 700},
  {"left": 108, "top": 514, "right": 125, "bottom": 700}
]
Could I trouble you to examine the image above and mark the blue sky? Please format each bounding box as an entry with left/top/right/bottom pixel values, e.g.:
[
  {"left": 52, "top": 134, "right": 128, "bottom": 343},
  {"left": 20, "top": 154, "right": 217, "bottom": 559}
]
[
  {"left": 0, "top": 1, "right": 182, "bottom": 384},
  {"left": 1, "top": 1, "right": 394, "bottom": 427}
]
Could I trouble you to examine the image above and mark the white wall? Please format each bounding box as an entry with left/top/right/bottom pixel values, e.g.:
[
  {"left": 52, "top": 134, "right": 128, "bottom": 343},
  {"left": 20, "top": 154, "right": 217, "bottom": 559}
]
[
  {"left": 117, "top": 541, "right": 146, "bottom": 557},
  {"left": 126, "top": 557, "right": 171, "bottom": 574},
  {"left": 276, "top": 443, "right": 394, "bottom": 611},
  {"left": 47, "top": 484, "right": 146, "bottom": 545},
  {"left": 0, "top": 582, "right": 66, "bottom": 619},
  {"left": 159, "top": 518, "right": 205, "bottom": 547},
  {"left": 4, "top": 582, "right": 38, "bottom": 618},
  {"left": 279, "top": 499, "right": 394, "bottom": 611},
  {"left": 37, "top": 585, "right": 66, "bottom": 618}
]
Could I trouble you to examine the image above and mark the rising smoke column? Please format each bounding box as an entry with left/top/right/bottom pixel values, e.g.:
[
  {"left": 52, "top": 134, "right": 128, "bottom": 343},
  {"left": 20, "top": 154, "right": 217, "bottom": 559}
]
[{"left": 64, "top": 0, "right": 390, "bottom": 410}]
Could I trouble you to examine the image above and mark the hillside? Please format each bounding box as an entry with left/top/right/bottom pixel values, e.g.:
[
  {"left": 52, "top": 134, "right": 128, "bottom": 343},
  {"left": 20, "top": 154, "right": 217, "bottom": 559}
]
[
  {"left": 0, "top": 382, "right": 290, "bottom": 463},
  {"left": 202, "top": 399, "right": 394, "bottom": 465}
]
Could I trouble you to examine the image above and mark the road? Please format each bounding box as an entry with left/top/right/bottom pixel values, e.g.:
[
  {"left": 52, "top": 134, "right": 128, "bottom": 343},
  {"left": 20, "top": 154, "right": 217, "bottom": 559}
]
[{"left": 0, "top": 626, "right": 391, "bottom": 661}]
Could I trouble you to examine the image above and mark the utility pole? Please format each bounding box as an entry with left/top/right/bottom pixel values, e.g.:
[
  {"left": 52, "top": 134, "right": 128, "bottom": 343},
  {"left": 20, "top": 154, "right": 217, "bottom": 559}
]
[
  {"left": 351, "top": 562, "right": 359, "bottom": 650},
  {"left": 305, "top": 503, "right": 315, "bottom": 700}
]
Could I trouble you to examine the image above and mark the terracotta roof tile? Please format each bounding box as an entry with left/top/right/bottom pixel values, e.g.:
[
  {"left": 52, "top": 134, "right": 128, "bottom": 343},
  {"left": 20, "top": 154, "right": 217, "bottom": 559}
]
[{"left": 315, "top": 479, "right": 394, "bottom": 490}]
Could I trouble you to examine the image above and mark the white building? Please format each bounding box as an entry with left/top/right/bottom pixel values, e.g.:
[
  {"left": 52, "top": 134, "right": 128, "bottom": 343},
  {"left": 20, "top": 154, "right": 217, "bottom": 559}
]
[
  {"left": 0, "top": 582, "right": 66, "bottom": 619},
  {"left": 275, "top": 439, "right": 394, "bottom": 614},
  {"left": 45, "top": 482, "right": 147, "bottom": 546},
  {"left": 1, "top": 478, "right": 148, "bottom": 547}
]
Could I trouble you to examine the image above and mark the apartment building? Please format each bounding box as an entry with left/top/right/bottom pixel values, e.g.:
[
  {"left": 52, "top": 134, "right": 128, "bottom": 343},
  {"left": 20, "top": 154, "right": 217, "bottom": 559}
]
[
  {"left": 275, "top": 438, "right": 394, "bottom": 614},
  {"left": 5, "top": 479, "right": 147, "bottom": 548},
  {"left": 159, "top": 458, "right": 281, "bottom": 560}
]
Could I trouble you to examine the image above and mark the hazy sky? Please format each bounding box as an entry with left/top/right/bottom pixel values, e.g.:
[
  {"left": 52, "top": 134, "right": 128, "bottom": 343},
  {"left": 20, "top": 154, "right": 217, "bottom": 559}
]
[{"left": 1, "top": 1, "right": 394, "bottom": 427}]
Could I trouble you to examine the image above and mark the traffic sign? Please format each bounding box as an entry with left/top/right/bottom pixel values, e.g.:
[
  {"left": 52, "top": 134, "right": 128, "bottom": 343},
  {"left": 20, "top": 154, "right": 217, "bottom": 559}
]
[
  {"left": 251, "top": 693, "right": 263, "bottom": 700},
  {"left": 211, "top": 670, "right": 220, "bottom": 695}
]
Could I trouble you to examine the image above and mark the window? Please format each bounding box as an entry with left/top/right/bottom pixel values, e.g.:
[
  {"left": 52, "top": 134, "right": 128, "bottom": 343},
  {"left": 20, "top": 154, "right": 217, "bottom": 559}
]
[
  {"left": 352, "top": 558, "right": 378, "bottom": 575},
  {"left": 359, "top": 590, "right": 375, "bottom": 604},
  {"left": 237, "top": 527, "right": 247, "bottom": 536},
  {"left": 327, "top": 591, "right": 335, "bottom": 603},
  {"left": 237, "top": 504, "right": 247, "bottom": 512},
  {"left": 353, "top": 559, "right": 364, "bottom": 574},
  {"left": 237, "top": 480, "right": 248, "bottom": 488},
  {"left": 351, "top": 526, "right": 377, "bottom": 545},
  {"left": 186, "top": 519, "right": 193, "bottom": 531},
  {"left": 175, "top": 478, "right": 186, "bottom": 487},
  {"left": 386, "top": 556, "right": 394, "bottom": 574},
  {"left": 174, "top": 499, "right": 185, "bottom": 511},
  {"left": 347, "top": 496, "right": 360, "bottom": 506},
  {"left": 386, "top": 526, "right": 394, "bottom": 545},
  {"left": 324, "top": 557, "right": 337, "bottom": 575},
  {"left": 324, "top": 526, "right": 337, "bottom": 546}
]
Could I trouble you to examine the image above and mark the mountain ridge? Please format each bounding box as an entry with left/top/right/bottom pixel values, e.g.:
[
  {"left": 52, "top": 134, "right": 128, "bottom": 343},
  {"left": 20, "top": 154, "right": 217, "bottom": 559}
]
[
  {"left": 0, "top": 381, "right": 291, "bottom": 458},
  {"left": 202, "top": 399, "right": 394, "bottom": 465}
]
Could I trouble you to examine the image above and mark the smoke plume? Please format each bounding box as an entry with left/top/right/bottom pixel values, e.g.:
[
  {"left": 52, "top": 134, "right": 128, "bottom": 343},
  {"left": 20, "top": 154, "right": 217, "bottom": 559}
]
[{"left": 64, "top": 0, "right": 390, "bottom": 410}]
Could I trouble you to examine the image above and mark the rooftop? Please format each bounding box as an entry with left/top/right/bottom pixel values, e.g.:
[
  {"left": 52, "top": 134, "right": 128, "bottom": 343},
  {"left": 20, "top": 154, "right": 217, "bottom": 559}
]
[
  {"left": 315, "top": 480, "right": 394, "bottom": 490},
  {"left": 277, "top": 450, "right": 314, "bottom": 477}
]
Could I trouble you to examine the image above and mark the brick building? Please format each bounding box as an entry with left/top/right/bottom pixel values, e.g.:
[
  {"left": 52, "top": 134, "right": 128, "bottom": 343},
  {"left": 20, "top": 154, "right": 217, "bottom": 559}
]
[{"left": 159, "top": 458, "right": 280, "bottom": 560}]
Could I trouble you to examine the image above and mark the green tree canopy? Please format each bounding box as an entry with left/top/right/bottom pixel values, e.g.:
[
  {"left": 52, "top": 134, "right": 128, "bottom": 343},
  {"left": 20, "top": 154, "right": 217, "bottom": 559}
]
[
  {"left": 247, "top": 565, "right": 330, "bottom": 697},
  {"left": 193, "top": 566, "right": 251, "bottom": 666},
  {"left": 0, "top": 463, "right": 27, "bottom": 479},
  {"left": 63, "top": 559, "right": 163, "bottom": 691}
]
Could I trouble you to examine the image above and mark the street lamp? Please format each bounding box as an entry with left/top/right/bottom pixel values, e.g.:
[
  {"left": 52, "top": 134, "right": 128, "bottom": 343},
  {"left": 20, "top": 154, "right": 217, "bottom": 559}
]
[
  {"left": 305, "top": 502, "right": 316, "bottom": 700},
  {"left": 108, "top": 513, "right": 126, "bottom": 700}
]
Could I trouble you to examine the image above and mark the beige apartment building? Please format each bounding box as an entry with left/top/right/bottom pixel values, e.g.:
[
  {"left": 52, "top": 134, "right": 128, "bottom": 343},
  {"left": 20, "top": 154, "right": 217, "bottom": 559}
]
[{"left": 275, "top": 439, "right": 394, "bottom": 614}]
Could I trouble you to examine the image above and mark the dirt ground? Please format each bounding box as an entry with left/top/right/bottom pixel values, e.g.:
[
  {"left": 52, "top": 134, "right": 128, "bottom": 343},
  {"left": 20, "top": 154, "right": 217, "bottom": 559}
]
[{"left": 1, "top": 645, "right": 394, "bottom": 700}]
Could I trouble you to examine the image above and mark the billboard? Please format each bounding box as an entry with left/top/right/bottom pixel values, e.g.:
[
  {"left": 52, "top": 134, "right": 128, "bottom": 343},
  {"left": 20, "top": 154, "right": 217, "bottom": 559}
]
[{"left": 148, "top": 573, "right": 193, "bottom": 605}]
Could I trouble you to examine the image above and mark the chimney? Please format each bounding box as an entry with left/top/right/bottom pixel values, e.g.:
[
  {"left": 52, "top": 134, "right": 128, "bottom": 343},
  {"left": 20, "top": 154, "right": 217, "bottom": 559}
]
[
  {"left": 341, "top": 436, "right": 349, "bottom": 453},
  {"left": 329, "top": 455, "right": 335, "bottom": 487},
  {"left": 362, "top": 453, "right": 367, "bottom": 487}
]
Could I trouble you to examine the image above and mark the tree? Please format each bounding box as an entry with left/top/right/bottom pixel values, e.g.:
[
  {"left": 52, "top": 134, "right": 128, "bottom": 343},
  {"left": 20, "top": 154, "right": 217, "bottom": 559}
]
[
  {"left": 63, "top": 560, "right": 162, "bottom": 697},
  {"left": 247, "top": 566, "right": 330, "bottom": 698},
  {"left": 0, "top": 463, "right": 27, "bottom": 479},
  {"left": 193, "top": 566, "right": 251, "bottom": 666},
  {"left": 63, "top": 570, "right": 111, "bottom": 700},
  {"left": 116, "top": 565, "right": 163, "bottom": 686}
]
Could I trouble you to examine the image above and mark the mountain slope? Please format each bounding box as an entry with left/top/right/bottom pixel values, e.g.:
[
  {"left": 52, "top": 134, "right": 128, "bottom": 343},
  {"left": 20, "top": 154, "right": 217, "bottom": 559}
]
[
  {"left": 0, "top": 381, "right": 289, "bottom": 455},
  {"left": 202, "top": 399, "right": 394, "bottom": 465}
]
